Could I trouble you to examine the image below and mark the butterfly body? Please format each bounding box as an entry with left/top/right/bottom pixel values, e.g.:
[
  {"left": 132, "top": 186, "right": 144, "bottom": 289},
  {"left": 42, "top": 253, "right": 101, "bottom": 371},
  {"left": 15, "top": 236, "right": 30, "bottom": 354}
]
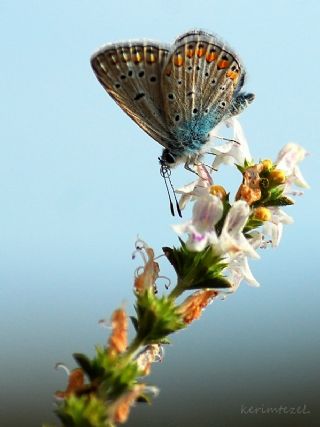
[{"left": 91, "top": 30, "right": 254, "bottom": 168}]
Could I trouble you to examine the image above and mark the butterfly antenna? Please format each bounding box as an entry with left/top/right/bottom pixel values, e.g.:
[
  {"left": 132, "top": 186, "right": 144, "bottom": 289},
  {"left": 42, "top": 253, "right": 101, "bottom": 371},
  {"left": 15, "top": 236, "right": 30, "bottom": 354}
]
[{"left": 159, "top": 160, "right": 182, "bottom": 218}]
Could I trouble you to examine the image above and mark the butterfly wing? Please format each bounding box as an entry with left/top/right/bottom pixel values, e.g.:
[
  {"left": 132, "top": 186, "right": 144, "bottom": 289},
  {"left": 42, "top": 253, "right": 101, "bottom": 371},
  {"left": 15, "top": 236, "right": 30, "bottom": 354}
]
[
  {"left": 91, "top": 41, "right": 173, "bottom": 147},
  {"left": 161, "top": 30, "right": 245, "bottom": 149}
]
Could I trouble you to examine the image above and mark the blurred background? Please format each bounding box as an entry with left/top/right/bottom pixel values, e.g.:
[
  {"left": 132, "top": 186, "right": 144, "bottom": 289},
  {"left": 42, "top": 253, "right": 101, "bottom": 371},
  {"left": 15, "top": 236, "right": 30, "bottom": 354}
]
[{"left": 0, "top": 1, "right": 319, "bottom": 426}]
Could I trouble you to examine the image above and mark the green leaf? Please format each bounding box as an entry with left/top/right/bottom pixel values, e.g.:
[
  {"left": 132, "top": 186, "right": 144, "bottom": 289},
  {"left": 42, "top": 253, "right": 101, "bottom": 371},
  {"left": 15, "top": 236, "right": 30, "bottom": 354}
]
[
  {"left": 72, "top": 353, "right": 100, "bottom": 382},
  {"left": 129, "top": 316, "right": 139, "bottom": 332}
]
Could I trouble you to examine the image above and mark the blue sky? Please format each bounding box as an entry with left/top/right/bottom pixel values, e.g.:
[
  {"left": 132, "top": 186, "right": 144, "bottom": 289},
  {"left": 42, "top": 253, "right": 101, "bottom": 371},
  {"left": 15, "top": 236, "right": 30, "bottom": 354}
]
[{"left": 0, "top": 1, "right": 319, "bottom": 426}]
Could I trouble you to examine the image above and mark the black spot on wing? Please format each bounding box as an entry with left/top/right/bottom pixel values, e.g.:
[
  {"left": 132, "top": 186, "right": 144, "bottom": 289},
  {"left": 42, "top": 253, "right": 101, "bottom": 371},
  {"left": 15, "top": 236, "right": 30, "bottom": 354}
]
[{"left": 134, "top": 93, "right": 145, "bottom": 101}]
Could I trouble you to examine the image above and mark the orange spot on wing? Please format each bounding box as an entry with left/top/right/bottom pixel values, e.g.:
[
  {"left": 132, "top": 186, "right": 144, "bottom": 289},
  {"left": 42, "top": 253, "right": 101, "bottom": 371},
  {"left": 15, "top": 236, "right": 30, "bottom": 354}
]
[
  {"left": 196, "top": 48, "right": 205, "bottom": 58},
  {"left": 206, "top": 52, "right": 217, "bottom": 63},
  {"left": 174, "top": 54, "right": 184, "bottom": 67},
  {"left": 217, "top": 59, "right": 229, "bottom": 69},
  {"left": 186, "top": 49, "right": 194, "bottom": 58},
  {"left": 226, "top": 70, "right": 239, "bottom": 80}
]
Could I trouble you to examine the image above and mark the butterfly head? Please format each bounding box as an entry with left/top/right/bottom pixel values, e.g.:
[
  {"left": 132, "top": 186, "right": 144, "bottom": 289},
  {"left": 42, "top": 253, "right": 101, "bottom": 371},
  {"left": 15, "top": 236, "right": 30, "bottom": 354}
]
[
  {"left": 158, "top": 152, "right": 182, "bottom": 217},
  {"left": 160, "top": 148, "right": 177, "bottom": 168}
]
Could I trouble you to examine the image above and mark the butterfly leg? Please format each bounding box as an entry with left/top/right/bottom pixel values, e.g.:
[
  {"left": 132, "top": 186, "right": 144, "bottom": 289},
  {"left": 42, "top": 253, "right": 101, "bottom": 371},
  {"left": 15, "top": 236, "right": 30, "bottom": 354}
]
[
  {"left": 184, "top": 155, "right": 202, "bottom": 177},
  {"left": 226, "top": 92, "right": 255, "bottom": 119}
]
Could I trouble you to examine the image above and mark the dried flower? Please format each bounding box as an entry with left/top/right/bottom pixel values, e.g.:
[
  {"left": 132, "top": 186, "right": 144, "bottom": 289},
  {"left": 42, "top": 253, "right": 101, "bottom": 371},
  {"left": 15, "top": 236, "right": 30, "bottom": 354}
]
[
  {"left": 178, "top": 290, "right": 218, "bottom": 324},
  {"left": 236, "top": 163, "right": 264, "bottom": 205},
  {"left": 135, "top": 344, "right": 163, "bottom": 376},
  {"left": 55, "top": 367, "right": 85, "bottom": 399},
  {"left": 134, "top": 240, "right": 160, "bottom": 294},
  {"left": 108, "top": 308, "right": 128, "bottom": 357},
  {"left": 110, "top": 384, "right": 145, "bottom": 424}
]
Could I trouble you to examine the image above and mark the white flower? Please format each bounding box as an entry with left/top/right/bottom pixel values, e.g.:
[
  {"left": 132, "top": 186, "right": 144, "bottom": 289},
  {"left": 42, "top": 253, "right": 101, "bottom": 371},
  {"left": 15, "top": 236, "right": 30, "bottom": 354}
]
[
  {"left": 276, "top": 143, "right": 309, "bottom": 190},
  {"left": 227, "top": 256, "right": 260, "bottom": 290},
  {"left": 175, "top": 164, "right": 213, "bottom": 210},
  {"left": 263, "top": 207, "right": 294, "bottom": 247},
  {"left": 217, "top": 200, "right": 259, "bottom": 259},
  {"left": 173, "top": 197, "right": 259, "bottom": 262},
  {"left": 209, "top": 117, "right": 252, "bottom": 169},
  {"left": 172, "top": 194, "right": 223, "bottom": 251},
  {"left": 226, "top": 232, "right": 263, "bottom": 290}
]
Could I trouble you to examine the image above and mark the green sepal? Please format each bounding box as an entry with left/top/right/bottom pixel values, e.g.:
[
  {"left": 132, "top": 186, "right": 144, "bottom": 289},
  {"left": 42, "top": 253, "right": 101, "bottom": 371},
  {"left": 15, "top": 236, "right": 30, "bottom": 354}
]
[
  {"left": 163, "top": 243, "right": 230, "bottom": 292},
  {"left": 267, "top": 185, "right": 285, "bottom": 200},
  {"left": 189, "top": 276, "right": 232, "bottom": 290},
  {"left": 235, "top": 159, "right": 255, "bottom": 174},
  {"left": 136, "top": 392, "right": 154, "bottom": 404},
  {"left": 157, "top": 337, "right": 171, "bottom": 345},
  {"left": 135, "top": 290, "right": 184, "bottom": 343},
  {"left": 243, "top": 217, "right": 264, "bottom": 234},
  {"left": 55, "top": 395, "right": 109, "bottom": 427},
  {"left": 93, "top": 346, "right": 140, "bottom": 399},
  {"left": 263, "top": 196, "right": 294, "bottom": 207}
]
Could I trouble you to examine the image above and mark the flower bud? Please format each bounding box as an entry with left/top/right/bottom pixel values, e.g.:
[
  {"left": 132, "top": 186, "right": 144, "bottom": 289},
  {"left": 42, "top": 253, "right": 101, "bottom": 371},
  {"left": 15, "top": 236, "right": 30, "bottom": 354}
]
[
  {"left": 253, "top": 207, "right": 271, "bottom": 222},
  {"left": 261, "top": 159, "right": 273, "bottom": 172},
  {"left": 270, "top": 169, "right": 286, "bottom": 184},
  {"left": 209, "top": 185, "right": 227, "bottom": 200}
]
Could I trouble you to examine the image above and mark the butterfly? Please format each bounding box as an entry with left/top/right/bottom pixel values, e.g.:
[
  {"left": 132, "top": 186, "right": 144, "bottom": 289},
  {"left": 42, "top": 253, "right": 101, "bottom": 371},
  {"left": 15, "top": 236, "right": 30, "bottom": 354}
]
[{"left": 91, "top": 30, "right": 254, "bottom": 214}]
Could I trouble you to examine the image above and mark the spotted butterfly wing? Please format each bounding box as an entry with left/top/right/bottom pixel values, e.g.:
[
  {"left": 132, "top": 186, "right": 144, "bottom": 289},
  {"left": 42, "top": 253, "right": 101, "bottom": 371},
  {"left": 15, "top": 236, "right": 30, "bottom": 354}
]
[
  {"left": 160, "top": 30, "right": 246, "bottom": 161},
  {"left": 91, "top": 41, "right": 172, "bottom": 146},
  {"left": 91, "top": 30, "right": 254, "bottom": 167}
]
